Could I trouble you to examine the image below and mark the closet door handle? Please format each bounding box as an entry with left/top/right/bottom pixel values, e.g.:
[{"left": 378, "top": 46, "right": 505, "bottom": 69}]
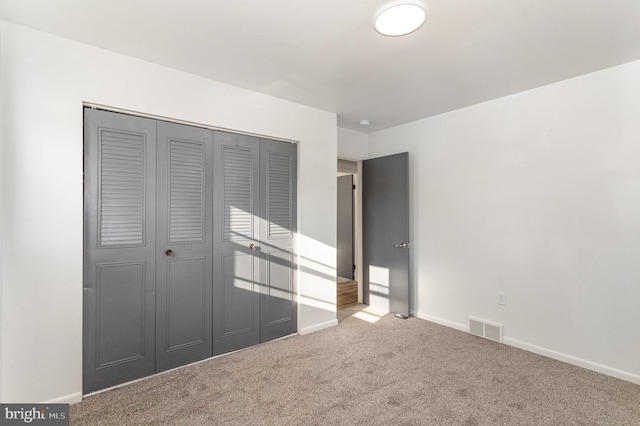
[
  {"left": 165, "top": 249, "right": 173, "bottom": 256},
  {"left": 249, "top": 244, "right": 256, "bottom": 250}
]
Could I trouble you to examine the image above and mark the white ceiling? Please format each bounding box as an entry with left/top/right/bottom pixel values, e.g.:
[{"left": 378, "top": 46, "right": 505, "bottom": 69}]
[{"left": 2, "top": 0, "right": 640, "bottom": 133}]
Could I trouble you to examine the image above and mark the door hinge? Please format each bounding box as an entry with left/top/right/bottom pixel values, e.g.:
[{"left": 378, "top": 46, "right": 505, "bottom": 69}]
[
  {"left": 353, "top": 264, "right": 356, "bottom": 271},
  {"left": 352, "top": 184, "right": 356, "bottom": 190}
]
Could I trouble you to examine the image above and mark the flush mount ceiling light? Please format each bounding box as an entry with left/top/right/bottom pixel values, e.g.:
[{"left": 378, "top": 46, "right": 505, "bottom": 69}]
[
  {"left": 375, "top": 1, "right": 427, "bottom": 37},
  {"left": 358, "top": 119, "right": 371, "bottom": 127}
]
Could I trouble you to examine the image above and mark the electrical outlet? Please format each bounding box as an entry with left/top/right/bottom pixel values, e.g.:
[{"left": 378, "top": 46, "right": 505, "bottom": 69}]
[{"left": 497, "top": 291, "right": 507, "bottom": 306}]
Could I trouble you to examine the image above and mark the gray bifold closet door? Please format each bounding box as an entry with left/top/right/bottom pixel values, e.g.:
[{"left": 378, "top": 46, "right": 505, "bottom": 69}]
[
  {"left": 83, "top": 109, "right": 157, "bottom": 393},
  {"left": 212, "top": 132, "right": 261, "bottom": 353},
  {"left": 84, "top": 108, "right": 297, "bottom": 393},
  {"left": 155, "top": 121, "right": 213, "bottom": 372},
  {"left": 212, "top": 133, "right": 297, "bottom": 353},
  {"left": 259, "top": 137, "right": 298, "bottom": 342}
]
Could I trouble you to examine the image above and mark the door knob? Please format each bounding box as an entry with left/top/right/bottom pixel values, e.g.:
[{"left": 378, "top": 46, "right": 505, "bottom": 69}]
[
  {"left": 165, "top": 249, "right": 173, "bottom": 256},
  {"left": 249, "top": 243, "right": 256, "bottom": 250},
  {"left": 394, "top": 243, "right": 408, "bottom": 249}
]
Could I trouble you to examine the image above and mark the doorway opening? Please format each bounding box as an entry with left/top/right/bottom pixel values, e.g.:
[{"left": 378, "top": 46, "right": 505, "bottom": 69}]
[
  {"left": 336, "top": 153, "right": 410, "bottom": 317},
  {"left": 337, "top": 159, "right": 362, "bottom": 309}
]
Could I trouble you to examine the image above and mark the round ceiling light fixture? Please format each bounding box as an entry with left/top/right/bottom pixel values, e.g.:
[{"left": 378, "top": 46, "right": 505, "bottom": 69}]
[
  {"left": 375, "top": 1, "right": 427, "bottom": 37},
  {"left": 358, "top": 119, "right": 371, "bottom": 127}
]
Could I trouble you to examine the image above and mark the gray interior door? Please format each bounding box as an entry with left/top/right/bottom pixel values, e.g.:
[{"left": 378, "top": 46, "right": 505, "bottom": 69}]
[
  {"left": 155, "top": 121, "right": 213, "bottom": 372},
  {"left": 83, "top": 109, "right": 157, "bottom": 393},
  {"left": 362, "top": 152, "right": 409, "bottom": 316},
  {"left": 259, "top": 138, "right": 298, "bottom": 342},
  {"left": 212, "top": 131, "right": 261, "bottom": 354},
  {"left": 336, "top": 175, "right": 354, "bottom": 279}
]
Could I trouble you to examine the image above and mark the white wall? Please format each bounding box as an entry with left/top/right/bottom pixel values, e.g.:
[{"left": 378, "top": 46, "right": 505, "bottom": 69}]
[
  {"left": 337, "top": 127, "right": 368, "bottom": 161},
  {"left": 369, "top": 60, "right": 640, "bottom": 384},
  {"left": 0, "top": 21, "right": 338, "bottom": 403}
]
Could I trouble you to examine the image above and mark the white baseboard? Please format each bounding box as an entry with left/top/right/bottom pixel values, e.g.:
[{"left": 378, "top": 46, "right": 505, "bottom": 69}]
[
  {"left": 413, "top": 311, "right": 640, "bottom": 386},
  {"left": 503, "top": 337, "right": 640, "bottom": 386},
  {"left": 412, "top": 311, "right": 467, "bottom": 332},
  {"left": 44, "top": 391, "right": 83, "bottom": 404},
  {"left": 299, "top": 318, "right": 338, "bottom": 335}
]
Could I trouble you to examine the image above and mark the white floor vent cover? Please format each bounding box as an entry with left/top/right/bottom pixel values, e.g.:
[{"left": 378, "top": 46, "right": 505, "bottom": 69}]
[{"left": 468, "top": 317, "right": 503, "bottom": 343}]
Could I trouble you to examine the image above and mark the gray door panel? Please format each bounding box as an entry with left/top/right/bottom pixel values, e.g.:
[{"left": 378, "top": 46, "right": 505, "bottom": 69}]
[
  {"left": 155, "top": 121, "right": 213, "bottom": 372},
  {"left": 213, "top": 131, "right": 261, "bottom": 354},
  {"left": 260, "top": 138, "right": 298, "bottom": 341},
  {"left": 337, "top": 175, "right": 354, "bottom": 279},
  {"left": 221, "top": 252, "right": 257, "bottom": 333},
  {"left": 363, "top": 153, "right": 409, "bottom": 316},
  {"left": 83, "top": 108, "right": 157, "bottom": 393}
]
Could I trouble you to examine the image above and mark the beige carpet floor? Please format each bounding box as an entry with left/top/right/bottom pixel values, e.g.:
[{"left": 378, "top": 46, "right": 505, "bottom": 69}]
[{"left": 71, "top": 305, "right": 640, "bottom": 425}]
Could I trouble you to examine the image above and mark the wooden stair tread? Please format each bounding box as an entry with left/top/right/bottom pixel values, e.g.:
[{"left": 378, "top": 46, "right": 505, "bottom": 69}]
[{"left": 337, "top": 280, "right": 358, "bottom": 309}]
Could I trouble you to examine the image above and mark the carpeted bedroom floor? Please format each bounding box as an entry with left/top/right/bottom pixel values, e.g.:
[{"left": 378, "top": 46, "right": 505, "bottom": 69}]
[{"left": 71, "top": 304, "right": 640, "bottom": 425}]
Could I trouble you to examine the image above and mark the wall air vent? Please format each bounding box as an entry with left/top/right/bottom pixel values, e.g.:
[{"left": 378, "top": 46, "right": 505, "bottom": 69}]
[{"left": 468, "top": 316, "right": 503, "bottom": 343}]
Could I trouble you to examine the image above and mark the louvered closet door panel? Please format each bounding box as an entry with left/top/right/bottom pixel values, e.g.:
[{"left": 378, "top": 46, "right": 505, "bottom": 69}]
[
  {"left": 212, "top": 131, "right": 261, "bottom": 354},
  {"left": 259, "top": 138, "right": 298, "bottom": 342},
  {"left": 83, "top": 108, "right": 157, "bottom": 393},
  {"left": 156, "top": 121, "right": 213, "bottom": 372}
]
